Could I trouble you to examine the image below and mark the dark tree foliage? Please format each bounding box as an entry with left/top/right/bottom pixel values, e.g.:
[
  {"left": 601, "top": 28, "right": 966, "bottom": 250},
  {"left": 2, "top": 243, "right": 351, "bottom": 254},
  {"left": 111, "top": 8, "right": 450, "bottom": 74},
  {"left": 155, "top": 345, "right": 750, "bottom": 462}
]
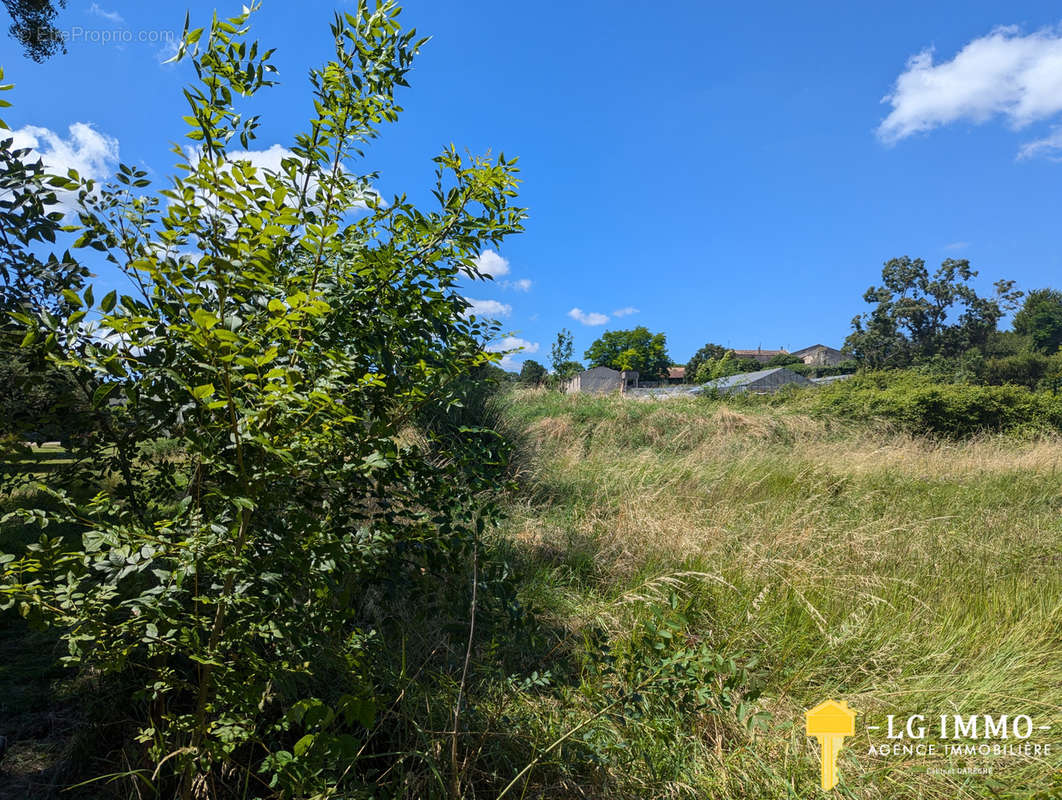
[
  {"left": 766, "top": 353, "right": 802, "bottom": 367},
  {"left": 519, "top": 358, "right": 547, "bottom": 385},
  {"left": 685, "top": 341, "right": 727, "bottom": 381},
  {"left": 0, "top": 352, "right": 89, "bottom": 444},
  {"left": 553, "top": 359, "right": 583, "bottom": 377},
  {"left": 0, "top": 68, "right": 91, "bottom": 446},
  {"left": 983, "top": 329, "right": 1028, "bottom": 359},
  {"left": 845, "top": 256, "right": 1022, "bottom": 367},
  {"left": 3, "top": 0, "right": 67, "bottom": 62},
  {"left": 1013, "top": 288, "right": 1062, "bottom": 355},
  {"left": 734, "top": 357, "right": 763, "bottom": 372},
  {"left": 981, "top": 352, "right": 1053, "bottom": 389},
  {"left": 584, "top": 325, "right": 670, "bottom": 380}
]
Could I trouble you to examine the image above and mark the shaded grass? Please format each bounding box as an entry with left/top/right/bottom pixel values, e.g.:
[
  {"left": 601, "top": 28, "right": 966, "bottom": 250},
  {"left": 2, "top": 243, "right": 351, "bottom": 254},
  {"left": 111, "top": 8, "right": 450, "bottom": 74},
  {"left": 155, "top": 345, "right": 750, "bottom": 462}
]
[
  {"left": 488, "top": 390, "right": 1062, "bottom": 799},
  {"left": 2, "top": 400, "right": 1060, "bottom": 798},
  {"left": 1, "top": 445, "right": 73, "bottom": 477},
  {"left": 0, "top": 448, "right": 101, "bottom": 798}
]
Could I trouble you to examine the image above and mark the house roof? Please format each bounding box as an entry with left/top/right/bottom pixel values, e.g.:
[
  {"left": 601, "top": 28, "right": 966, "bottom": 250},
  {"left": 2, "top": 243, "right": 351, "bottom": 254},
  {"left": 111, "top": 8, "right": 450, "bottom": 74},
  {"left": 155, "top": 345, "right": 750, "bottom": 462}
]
[
  {"left": 572, "top": 365, "right": 639, "bottom": 378},
  {"left": 733, "top": 348, "right": 786, "bottom": 357},
  {"left": 668, "top": 366, "right": 686, "bottom": 379},
  {"left": 791, "top": 343, "right": 843, "bottom": 357}
]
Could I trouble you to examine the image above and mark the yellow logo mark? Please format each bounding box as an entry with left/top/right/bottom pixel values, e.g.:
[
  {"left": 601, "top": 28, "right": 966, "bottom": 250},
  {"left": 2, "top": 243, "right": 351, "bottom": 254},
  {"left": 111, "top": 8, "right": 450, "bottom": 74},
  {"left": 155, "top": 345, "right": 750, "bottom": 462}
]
[{"left": 806, "top": 699, "right": 856, "bottom": 790}]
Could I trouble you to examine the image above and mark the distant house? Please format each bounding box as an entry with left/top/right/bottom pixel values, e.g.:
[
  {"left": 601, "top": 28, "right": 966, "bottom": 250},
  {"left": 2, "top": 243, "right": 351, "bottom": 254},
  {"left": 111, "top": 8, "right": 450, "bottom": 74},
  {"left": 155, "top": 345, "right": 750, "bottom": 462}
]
[
  {"left": 666, "top": 366, "right": 686, "bottom": 384},
  {"left": 791, "top": 344, "right": 845, "bottom": 366},
  {"left": 733, "top": 347, "right": 788, "bottom": 364},
  {"left": 693, "top": 367, "right": 812, "bottom": 395},
  {"left": 564, "top": 366, "right": 639, "bottom": 394}
]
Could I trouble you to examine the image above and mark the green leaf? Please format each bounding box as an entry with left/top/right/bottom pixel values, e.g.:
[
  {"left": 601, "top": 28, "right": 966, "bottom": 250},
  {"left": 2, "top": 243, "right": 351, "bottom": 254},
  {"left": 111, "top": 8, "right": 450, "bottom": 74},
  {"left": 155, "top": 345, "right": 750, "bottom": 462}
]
[
  {"left": 191, "top": 309, "right": 220, "bottom": 329},
  {"left": 100, "top": 290, "right": 117, "bottom": 313},
  {"left": 92, "top": 382, "right": 120, "bottom": 407},
  {"left": 339, "top": 695, "right": 376, "bottom": 729},
  {"left": 292, "top": 734, "right": 315, "bottom": 757},
  {"left": 103, "top": 358, "right": 128, "bottom": 378},
  {"left": 192, "top": 384, "right": 215, "bottom": 400}
]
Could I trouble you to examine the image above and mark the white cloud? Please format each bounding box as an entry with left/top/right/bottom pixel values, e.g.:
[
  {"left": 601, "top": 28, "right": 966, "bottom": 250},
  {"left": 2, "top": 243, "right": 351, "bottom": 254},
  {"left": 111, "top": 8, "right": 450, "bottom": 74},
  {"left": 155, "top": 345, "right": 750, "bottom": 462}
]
[
  {"left": 220, "top": 143, "right": 291, "bottom": 172},
  {"left": 157, "top": 38, "right": 182, "bottom": 65},
  {"left": 6, "top": 122, "right": 119, "bottom": 210},
  {"left": 878, "top": 25, "right": 1062, "bottom": 150},
  {"left": 502, "top": 278, "right": 532, "bottom": 291},
  {"left": 487, "top": 335, "right": 539, "bottom": 369},
  {"left": 88, "top": 3, "right": 124, "bottom": 23},
  {"left": 612, "top": 306, "right": 639, "bottom": 317},
  {"left": 1018, "top": 126, "right": 1062, "bottom": 160},
  {"left": 568, "top": 307, "right": 609, "bottom": 326},
  {"left": 8, "top": 122, "right": 119, "bottom": 179},
  {"left": 184, "top": 143, "right": 381, "bottom": 211},
  {"left": 473, "top": 249, "right": 510, "bottom": 277},
  {"left": 462, "top": 297, "right": 512, "bottom": 318},
  {"left": 943, "top": 240, "right": 970, "bottom": 250}
]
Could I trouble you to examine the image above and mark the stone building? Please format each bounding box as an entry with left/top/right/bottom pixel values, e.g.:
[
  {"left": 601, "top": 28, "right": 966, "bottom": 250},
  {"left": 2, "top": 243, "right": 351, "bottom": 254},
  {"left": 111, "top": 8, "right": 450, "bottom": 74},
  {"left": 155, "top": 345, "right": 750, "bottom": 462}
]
[
  {"left": 790, "top": 344, "right": 846, "bottom": 366},
  {"left": 563, "top": 366, "right": 639, "bottom": 394},
  {"left": 666, "top": 366, "right": 686, "bottom": 384}
]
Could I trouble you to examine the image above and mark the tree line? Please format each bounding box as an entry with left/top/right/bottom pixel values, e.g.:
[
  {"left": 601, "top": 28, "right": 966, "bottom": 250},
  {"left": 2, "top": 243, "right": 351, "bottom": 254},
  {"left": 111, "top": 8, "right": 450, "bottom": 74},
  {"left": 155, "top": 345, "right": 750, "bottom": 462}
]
[{"left": 515, "top": 258, "right": 1062, "bottom": 391}]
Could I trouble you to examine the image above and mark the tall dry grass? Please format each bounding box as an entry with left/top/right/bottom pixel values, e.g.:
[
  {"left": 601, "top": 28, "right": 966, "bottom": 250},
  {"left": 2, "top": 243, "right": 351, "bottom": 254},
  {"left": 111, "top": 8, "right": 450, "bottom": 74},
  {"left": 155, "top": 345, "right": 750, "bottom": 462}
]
[{"left": 490, "top": 390, "right": 1062, "bottom": 799}]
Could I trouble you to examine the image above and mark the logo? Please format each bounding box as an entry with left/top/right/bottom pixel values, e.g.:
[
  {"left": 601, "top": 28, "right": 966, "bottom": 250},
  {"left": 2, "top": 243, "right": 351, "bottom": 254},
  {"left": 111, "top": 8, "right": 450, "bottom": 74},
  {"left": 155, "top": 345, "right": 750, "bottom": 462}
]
[
  {"left": 806, "top": 699, "right": 856, "bottom": 790},
  {"left": 804, "top": 700, "right": 1054, "bottom": 791}
]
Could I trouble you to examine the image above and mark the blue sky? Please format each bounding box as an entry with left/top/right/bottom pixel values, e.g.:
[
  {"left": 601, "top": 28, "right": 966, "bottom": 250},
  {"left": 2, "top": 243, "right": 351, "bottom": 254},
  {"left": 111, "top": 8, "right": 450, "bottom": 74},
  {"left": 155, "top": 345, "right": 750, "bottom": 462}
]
[{"left": 3, "top": 1, "right": 1062, "bottom": 368}]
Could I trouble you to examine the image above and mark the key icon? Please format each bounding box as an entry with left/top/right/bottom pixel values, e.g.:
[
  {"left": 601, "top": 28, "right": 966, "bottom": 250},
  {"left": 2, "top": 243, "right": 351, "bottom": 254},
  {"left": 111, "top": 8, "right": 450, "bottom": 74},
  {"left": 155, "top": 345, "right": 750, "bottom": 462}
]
[{"left": 806, "top": 700, "right": 856, "bottom": 790}]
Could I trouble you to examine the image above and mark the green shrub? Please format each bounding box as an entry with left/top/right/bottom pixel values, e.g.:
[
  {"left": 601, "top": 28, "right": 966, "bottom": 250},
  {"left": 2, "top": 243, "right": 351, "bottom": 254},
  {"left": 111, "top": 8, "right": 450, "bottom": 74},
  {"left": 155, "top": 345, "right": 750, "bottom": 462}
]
[
  {"left": 0, "top": 6, "right": 525, "bottom": 797},
  {"left": 982, "top": 352, "right": 1051, "bottom": 388},
  {"left": 786, "top": 360, "right": 858, "bottom": 379},
  {"left": 806, "top": 371, "right": 1062, "bottom": 437}
]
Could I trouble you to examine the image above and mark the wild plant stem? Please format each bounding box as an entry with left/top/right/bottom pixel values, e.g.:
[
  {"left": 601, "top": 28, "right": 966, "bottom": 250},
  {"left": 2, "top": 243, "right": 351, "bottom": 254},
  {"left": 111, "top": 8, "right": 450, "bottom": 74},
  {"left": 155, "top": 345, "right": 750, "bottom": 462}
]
[{"left": 451, "top": 536, "right": 478, "bottom": 799}]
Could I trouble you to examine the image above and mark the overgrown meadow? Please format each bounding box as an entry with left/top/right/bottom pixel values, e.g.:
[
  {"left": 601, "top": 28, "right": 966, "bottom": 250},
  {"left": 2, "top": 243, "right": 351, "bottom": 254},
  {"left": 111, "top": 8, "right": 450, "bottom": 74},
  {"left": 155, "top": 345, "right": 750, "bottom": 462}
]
[{"left": 485, "top": 389, "right": 1062, "bottom": 799}]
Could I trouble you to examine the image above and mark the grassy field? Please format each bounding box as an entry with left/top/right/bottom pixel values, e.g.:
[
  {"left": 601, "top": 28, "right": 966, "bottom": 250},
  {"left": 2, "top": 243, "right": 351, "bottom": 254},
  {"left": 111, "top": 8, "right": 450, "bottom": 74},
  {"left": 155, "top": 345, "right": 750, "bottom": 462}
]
[
  {"left": 1, "top": 400, "right": 1060, "bottom": 798},
  {"left": 487, "top": 389, "right": 1062, "bottom": 799}
]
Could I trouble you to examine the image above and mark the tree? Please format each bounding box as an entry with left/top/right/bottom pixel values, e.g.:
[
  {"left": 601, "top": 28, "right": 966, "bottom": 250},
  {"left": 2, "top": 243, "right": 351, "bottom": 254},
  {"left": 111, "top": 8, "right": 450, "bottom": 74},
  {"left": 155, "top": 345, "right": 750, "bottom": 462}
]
[
  {"left": 694, "top": 351, "right": 735, "bottom": 383},
  {"left": 685, "top": 341, "right": 727, "bottom": 381},
  {"left": 693, "top": 351, "right": 768, "bottom": 383},
  {"left": 1013, "top": 288, "right": 1062, "bottom": 355},
  {"left": 844, "top": 256, "right": 1021, "bottom": 367},
  {"left": 519, "top": 358, "right": 547, "bottom": 385},
  {"left": 3, "top": 0, "right": 67, "bottom": 61},
  {"left": 0, "top": 64, "right": 92, "bottom": 447},
  {"left": 584, "top": 326, "right": 670, "bottom": 380},
  {"left": 767, "top": 353, "right": 802, "bottom": 367},
  {"left": 693, "top": 360, "right": 714, "bottom": 384},
  {"left": 549, "top": 327, "right": 576, "bottom": 376},
  {"left": 1, "top": 4, "right": 525, "bottom": 796}
]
